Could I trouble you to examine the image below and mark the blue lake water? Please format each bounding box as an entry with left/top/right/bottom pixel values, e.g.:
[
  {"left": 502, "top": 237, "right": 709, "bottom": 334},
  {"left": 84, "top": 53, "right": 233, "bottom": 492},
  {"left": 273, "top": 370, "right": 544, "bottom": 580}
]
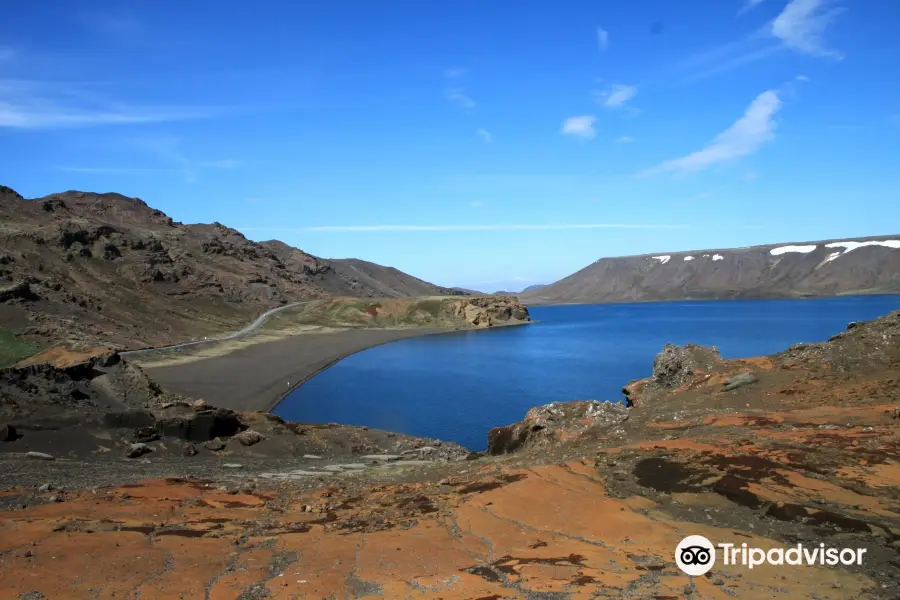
[{"left": 275, "top": 295, "right": 900, "bottom": 450}]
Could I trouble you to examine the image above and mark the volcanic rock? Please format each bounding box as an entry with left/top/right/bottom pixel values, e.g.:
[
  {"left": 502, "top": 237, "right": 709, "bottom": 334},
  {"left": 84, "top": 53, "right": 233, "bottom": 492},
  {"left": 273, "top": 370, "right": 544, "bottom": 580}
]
[{"left": 488, "top": 400, "right": 629, "bottom": 455}]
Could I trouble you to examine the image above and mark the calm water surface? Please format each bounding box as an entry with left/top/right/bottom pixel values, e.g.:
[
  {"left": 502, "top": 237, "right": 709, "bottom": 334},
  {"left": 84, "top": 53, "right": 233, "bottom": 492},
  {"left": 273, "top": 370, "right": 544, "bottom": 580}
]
[{"left": 275, "top": 295, "right": 900, "bottom": 450}]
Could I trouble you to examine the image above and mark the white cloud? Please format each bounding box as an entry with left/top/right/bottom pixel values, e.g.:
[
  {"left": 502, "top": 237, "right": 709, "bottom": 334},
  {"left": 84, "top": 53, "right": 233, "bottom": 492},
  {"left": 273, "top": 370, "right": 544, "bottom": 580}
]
[
  {"left": 738, "top": 0, "right": 768, "bottom": 15},
  {"left": 795, "top": 74, "right": 811, "bottom": 82},
  {"left": 561, "top": 115, "right": 596, "bottom": 139},
  {"left": 199, "top": 159, "right": 243, "bottom": 169},
  {"left": 476, "top": 128, "right": 492, "bottom": 143},
  {"left": 594, "top": 84, "right": 637, "bottom": 109},
  {"left": 240, "top": 223, "right": 686, "bottom": 233},
  {"left": 616, "top": 135, "right": 635, "bottom": 143},
  {"left": 676, "top": 1, "right": 843, "bottom": 86},
  {"left": 447, "top": 88, "right": 475, "bottom": 110},
  {"left": 771, "top": 0, "right": 844, "bottom": 59},
  {"left": 444, "top": 67, "right": 475, "bottom": 111},
  {"left": 0, "top": 79, "right": 221, "bottom": 129},
  {"left": 643, "top": 90, "right": 782, "bottom": 175},
  {"left": 597, "top": 27, "right": 610, "bottom": 51}
]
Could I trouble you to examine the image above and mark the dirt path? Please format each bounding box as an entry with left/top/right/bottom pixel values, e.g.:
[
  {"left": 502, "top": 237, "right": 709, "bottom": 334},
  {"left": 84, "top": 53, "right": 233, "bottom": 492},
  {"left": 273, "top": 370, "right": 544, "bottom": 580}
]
[{"left": 120, "top": 301, "right": 312, "bottom": 358}]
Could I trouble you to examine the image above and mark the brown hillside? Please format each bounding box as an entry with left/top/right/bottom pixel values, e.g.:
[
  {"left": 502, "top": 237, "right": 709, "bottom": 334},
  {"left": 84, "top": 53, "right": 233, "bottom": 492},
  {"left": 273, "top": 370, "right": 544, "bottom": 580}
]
[
  {"left": 0, "top": 187, "right": 464, "bottom": 351},
  {"left": 521, "top": 236, "right": 900, "bottom": 305}
]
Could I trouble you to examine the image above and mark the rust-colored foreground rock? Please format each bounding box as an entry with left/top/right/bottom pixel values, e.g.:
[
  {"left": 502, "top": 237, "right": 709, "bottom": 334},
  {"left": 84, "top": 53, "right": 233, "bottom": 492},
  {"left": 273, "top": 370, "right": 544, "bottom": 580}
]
[{"left": 0, "top": 446, "right": 893, "bottom": 599}]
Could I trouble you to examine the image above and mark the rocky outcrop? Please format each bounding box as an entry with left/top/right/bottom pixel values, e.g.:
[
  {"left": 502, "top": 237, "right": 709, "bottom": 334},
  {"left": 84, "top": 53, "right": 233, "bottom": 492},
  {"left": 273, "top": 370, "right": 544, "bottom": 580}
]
[
  {"left": 487, "top": 400, "right": 629, "bottom": 455},
  {"left": 155, "top": 407, "right": 246, "bottom": 442},
  {"left": 452, "top": 296, "right": 531, "bottom": 328},
  {"left": 0, "top": 281, "right": 38, "bottom": 302},
  {"left": 623, "top": 342, "right": 723, "bottom": 407}
]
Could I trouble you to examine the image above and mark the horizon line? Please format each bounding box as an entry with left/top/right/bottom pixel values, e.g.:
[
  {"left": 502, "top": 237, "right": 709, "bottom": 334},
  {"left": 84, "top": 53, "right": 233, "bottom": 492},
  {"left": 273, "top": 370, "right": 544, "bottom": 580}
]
[{"left": 238, "top": 223, "right": 687, "bottom": 233}]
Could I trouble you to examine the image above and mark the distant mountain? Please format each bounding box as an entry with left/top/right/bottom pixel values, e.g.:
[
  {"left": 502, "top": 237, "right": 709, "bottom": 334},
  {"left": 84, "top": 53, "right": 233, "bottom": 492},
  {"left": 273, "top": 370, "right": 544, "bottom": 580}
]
[
  {"left": 520, "top": 284, "right": 546, "bottom": 293},
  {"left": 519, "top": 235, "right": 900, "bottom": 305},
  {"left": 0, "top": 186, "right": 466, "bottom": 349}
]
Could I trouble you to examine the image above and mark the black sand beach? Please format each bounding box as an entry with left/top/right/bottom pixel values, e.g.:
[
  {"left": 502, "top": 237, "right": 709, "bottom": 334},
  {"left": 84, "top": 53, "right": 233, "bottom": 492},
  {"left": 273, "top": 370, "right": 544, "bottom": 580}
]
[{"left": 141, "top": 328, "right": 446, "bottom": 412}]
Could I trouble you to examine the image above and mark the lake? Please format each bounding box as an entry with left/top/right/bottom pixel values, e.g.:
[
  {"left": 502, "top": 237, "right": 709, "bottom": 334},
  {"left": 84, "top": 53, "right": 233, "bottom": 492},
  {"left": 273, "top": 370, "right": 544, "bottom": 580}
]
[{"left": 275, "top": 295, "right": 900, "bottom": 450}]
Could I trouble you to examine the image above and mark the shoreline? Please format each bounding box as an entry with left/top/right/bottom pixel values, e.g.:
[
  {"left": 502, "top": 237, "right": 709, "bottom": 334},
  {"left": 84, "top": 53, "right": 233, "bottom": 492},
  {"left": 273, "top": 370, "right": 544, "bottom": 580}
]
[
  {"left": 521, "top": 290, "right": 900, "bottom": 308},
  {"left": 139, "top": 321, "right": 532, "bottom": 414},
  {"left": 266, "top": 320, "right": 536, "bottom": 413}
]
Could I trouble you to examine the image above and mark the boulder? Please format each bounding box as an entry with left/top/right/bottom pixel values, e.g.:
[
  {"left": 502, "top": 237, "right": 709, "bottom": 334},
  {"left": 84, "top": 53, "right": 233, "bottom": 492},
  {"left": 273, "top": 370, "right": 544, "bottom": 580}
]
[
  {"left": 204, "top": 437, "right": 226, "bottom": 451},
  {"left": 182, "top": 443, "right": 198, "bottom": 457},
  {"left": 26, "top": 451, "right": 54, "bottom": 461},
  {"left": 652, "top": 343, "right": 723, "bottom": 389},
  {"left": 723, "top": 372, "right": 758, "bottom": 392},
  {"left": 234, "top": 429, "right": 265, "bottom": 446},
  {"left": 126, "top": 443, "right": 152, "bottom": 459},
  {"left": 0, "top": 424, "right": 17, "bottom": 442},
  {"left": 130, "top": 425, "right": 160, "bottom": 444},
  {"left": 157, "top": 408, "right": 244, "bottom": 442}
]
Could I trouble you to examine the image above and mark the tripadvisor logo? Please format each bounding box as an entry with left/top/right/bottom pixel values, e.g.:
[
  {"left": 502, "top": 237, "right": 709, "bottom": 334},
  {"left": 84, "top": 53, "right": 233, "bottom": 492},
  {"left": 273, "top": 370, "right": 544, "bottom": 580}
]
[
  {"left": 676, "top": 535, "right": 716, "bottom": 576},
  {"left": 675, "top": 535, "right": 868, "bottom": 575}
]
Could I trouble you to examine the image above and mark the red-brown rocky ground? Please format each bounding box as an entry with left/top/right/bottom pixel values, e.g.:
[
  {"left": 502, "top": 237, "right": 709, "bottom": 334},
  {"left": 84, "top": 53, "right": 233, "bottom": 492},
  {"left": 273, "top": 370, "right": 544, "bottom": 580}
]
[{"left": 1, "top": 312, "right": 899, "bottom": 598}]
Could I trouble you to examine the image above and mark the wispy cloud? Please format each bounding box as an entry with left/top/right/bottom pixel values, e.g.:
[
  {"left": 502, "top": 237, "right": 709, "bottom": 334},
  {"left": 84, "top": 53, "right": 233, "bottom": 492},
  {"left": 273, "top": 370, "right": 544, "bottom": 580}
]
[
  {"left": 468, "top": 201, "right": 484, "bottom": 208},
  {"left": 240, "top": 223, "right": 686, "bottom": 233},
  {"left": 101, "top": 136, "right": 243, "bottom": 182},
  {"left": 0, "top": 48, "right": 15, "bottom": 62},
  {"left": 795, "top": 74, "right": 811, "bottom": 82},
  {"left": 642, "top": 90, "right": 782, "bottom": 175},
  {"left": 199, "top": 159, "right": 243, "bottom": 169},
  {"left": 447, "top": 89, "right": 475, "bottom": 110},
  {"left": 131, "top": 135, "right": 196, "bottom": 181},
  {"left": 594, "top": 84, "right": 637, "bottom": 110},
  {"left": 58, "top": 166, "right": 166, "bottom": 175},
  {"left": 0, "top": 78, "right": 222, "bottom": 129},
  {"left": 616, "top": 135, "right": 635, "bottom": 143},
  {"left": 597, "top": 27, "right": 610, "bottom": 51},
  {"left": 676, "top": 2, "right": 843, "bottom": 85},
  {"left": 677, "top": 44, "right": 784, "bottom": 85},
  {"left": 561, "top": 115, "right": 596, "bottom": 139},
  {"left": 691, "top": 192, "right": 714, "bottom": 200},
  {"left": 476, "top": 128, "right": 492, "bottom": 143},
  {"left": 745, "top": 171, "right": 761, "bottom": 181},
  {"left": 738, "top": 0, "right": 768, "bottom": 15},
  {"left": 771, "top": 0, "right": 845, "bottom": 59},
  {"left": 444, "top": 67, "right": 476, "bottom": 111}
]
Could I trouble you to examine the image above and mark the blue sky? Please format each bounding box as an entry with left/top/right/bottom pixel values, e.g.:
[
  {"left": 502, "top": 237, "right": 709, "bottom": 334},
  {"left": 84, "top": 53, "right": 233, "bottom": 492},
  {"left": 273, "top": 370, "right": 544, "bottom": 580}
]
[{"left": 1, "top": 0, "right": 898, "bottom": 292}]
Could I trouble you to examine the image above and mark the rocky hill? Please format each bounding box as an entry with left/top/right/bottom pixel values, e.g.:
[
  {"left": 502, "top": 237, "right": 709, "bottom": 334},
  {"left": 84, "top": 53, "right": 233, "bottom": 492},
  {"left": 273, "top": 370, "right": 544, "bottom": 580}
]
[
  {"left": 520, "top": 235, "right": 900, "bottom": 305},
  {"left": 264, "top": 296, "right": 531, "bottom": 331},
  {"left": 0, "top": 186, "right": 466, "bottom": 351}
]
